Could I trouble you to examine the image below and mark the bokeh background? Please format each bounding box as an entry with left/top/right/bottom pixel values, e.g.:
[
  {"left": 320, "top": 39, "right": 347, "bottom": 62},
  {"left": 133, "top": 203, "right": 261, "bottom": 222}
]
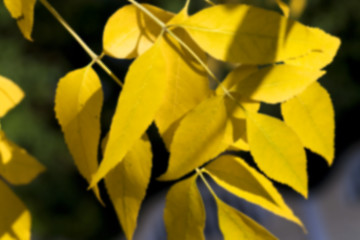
[{"left": 0, "top": 0, "right": 359, "bottom": 239}]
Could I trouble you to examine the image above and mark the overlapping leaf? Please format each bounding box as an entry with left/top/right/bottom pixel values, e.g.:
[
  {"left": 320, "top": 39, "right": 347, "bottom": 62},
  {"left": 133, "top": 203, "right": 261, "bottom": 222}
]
[
  {"left": 0, "top": 180, "right": 31, "bottom": 240},
  {"left": 154, "top": 31, "right": 211, "bottom": 148},
  {"left": 0, "top": 131, "right": 45, "bottom": 185},
  {"left": 90, "top": 39, "right": 168, "bottom": 187},
  {"left": 158, "top": 95, "right": 229, "bottom": 181},
  {"left": 204, "top": 155, "right": 303, "bottom": 226},
  {"left": 247, "top": 112, "right": 308, "bottom": 197},
  {"left": 103, "top": 3, "right": 173, "bottom": 59},
  {"left": 0, "top": 75, "right": 24, "bottom": 118},
  {"left": 223, "top": 65, "right": 325, "bottom": 104},
  {"left": 180, "top": 4, "right": 340, "bottom": 69},
  {"left": 164, "top": 175, "right": 205, "bottom": 240},
  {"left": 55, "top": 66, "right": 103, "bottom": 202},
  {"left": 3, "top": 0, "right": 36, "bottom": 41},
  {"left": 282, "top": 82, "right": 335, "bottom": 165},
  {"left": 215, "top": 197, "right": 277, "bottom": 240},
  {"left": 104, "top": 135, "right": 152, "bottom": 240}
]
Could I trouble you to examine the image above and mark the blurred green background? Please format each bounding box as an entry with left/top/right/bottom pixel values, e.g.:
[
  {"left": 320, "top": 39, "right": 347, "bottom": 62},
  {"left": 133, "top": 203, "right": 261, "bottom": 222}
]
[{"left": 1, "top": 0, "right": 359, "bottom": 239}]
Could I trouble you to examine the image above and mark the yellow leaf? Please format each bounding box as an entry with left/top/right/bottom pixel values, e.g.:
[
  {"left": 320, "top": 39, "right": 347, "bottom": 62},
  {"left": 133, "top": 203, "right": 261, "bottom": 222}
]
[
  {"left": 281, "top": 82, "right": 335, "bottom": 165},
  {"left": 275, "top": 0, "right": 290, "bottom": 17},
  {"left": 164, "top": 175, "right": 205, "bottom": 240},
  {"left": 3, "top": 0, "right": 36, "bottom": 41},
  {"left": 225, "top": 64, "right": 325, "bottom": 104},
  {"left": 0, "top": 180, "right": 31, "bottom": 240},
  {"left": 155, "top": 30, "right": 211, "bottom": 149},
  {"left": 223, "top": 93, "right": 260, "bottom": 119},
  {"left": 166, "top": 0, "right": 190, "bottom": 26},
  {"left": 158, "top": 95, "right": 229, "bottom": 181},
  {"left": 226, "top": 117, "right": 250, "bottom": 151},
  {"left": 55, "top": 66, "right": 103, "bottom": 203},
  {"left": 103, "top": 4, "right": 173, "bottom": 59},
  {"left": 180, "top": 4, "right": 340, "bottom": 68},
  {"left": 215, "top": 197, "right": 277, "bottom": 240},
  {"left": 247, "top": 112, "right": 308, "bottom": 197},
  {"left": 105, "top": 136, "right": 152, "bottom": 240},
  {"left": 0, "top": 131, "right": 45, "bottom": 185},
  {"left": 290, "top": 0, "right": 307, "bottom": 18},
  {"left": 0, "top": 75, "right": 24, "bottom": 118},
  {"left": 204, "top": 155, "right": 303, "bottom": 227},
  {"left": 91, "top": 39, "right": 167, "bottom": 187}
]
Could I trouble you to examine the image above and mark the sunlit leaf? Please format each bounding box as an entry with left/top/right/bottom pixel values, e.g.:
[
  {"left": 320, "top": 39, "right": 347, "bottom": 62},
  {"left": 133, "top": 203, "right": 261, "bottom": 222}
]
[
  {"left": 290, "top": 0, "right": 307, "bottom": 18},
  {"left": 105, "top": 135, "right": 152, "bottom": 240},
  {"left": 0, "top": 75, "right": 24, "bottom": 118},
  {"left": 55, "top": 66, "right": 103, "bottom": 202},
  {"left": 3, "top": 0, "right": 36, "bottom": 41},
  {"left": 281, "top": 82, "right": 335, "bottom": 165},
  {"left": 204, "top": 155, "right": 303, "bottom": 227},
  {"left": 155, "top": 30, "right": 211, "bottom": 149},
  {"left": 0, "top": 180, "right": 31, "bottom": 240},
  {"left": 247, "top": 112, "right": 308, "bottom": 197},
  {"left": 0, "top": 131, "right": 45, "bottom": 185},
  {"left": 225, "top": 64, "right": 325, "bottom": 104},
  {"left": 275, "top": 0, "right": 290, "bottom": 17},
  {"left": 91, "top": 39, "right": 168, "bottom": 187},
  {"left": 180, "top": 4, "right": 340, "bottom": 68},
  {"left": 164, "top": 175, "right": 205, "bottom": 240},
  {"left": 166, "top": 0, "right": 190, "bottom": 26},
  {"left": 158, "top": 95, "right": 229, "bottom": 181},
  {"left": 103, "top": 3, "right": 173, "bottom": 59},
  {"left": 215, "top": 197, "right": 277, "bottom": 240}
]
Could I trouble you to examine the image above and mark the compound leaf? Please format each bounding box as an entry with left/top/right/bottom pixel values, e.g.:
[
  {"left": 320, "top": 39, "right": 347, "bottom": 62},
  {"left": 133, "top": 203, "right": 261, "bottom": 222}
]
[
  {"left": 281, "top": 82, "right": 335, "bottom": 165},
  {"left": 164, "top": 175, "right": 205, "bottom": 240}
]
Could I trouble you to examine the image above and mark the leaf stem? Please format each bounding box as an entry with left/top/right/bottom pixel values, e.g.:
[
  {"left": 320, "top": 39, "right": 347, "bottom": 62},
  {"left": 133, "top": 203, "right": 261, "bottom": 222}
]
[
  {"left": 196, "top": 168, "right": 217, "bottom": 198},
  {"left": 39, "top": 0, "right": 123, "bottom": 87}
]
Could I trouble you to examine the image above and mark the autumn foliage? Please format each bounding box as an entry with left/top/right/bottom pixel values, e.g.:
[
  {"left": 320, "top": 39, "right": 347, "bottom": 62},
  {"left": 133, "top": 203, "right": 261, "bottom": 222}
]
[{"left": 1, "top": 0, "right": 340, "bottom": 239}]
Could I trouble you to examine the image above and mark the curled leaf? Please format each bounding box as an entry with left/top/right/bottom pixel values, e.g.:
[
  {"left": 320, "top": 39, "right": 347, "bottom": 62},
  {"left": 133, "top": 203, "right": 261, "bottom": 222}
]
[
  {"left": 55, "top": 66, "right": 103, "bottom": 202},
  {"left": 103, "top": 3, "right": 173, "bottom": 59}
]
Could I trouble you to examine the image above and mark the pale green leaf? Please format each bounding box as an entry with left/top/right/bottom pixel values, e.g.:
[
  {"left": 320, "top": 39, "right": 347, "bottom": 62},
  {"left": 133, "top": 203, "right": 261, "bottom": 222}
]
[
  {"left": 158, "top": 95, "right": 229, "bottom": 181},
  {"left": 225, "top": 64, "right": 325, "bottom": 104},
  {"left": 105, "top": 136, "right": 152, "bottom": 240},
  {"left": 204, "top": 155, "right": 303, "bottom": 227},
  {"left": 103, "top": 4, "right": 173, "bottom": 59},
  {"left": 215, "top": 197, "right": 277, "bottom": 240},
  {"left": 3, "top": 0, "right": 36, "bottom": 41},
  {"left": 281, "top": 82, "right": 335, "bottom": 165},
  {"left": 164, "top": 175, "right": 205, "bottom": 240},
  {"left": 91, "top": 39, "right": 167, "bottom": 187},
  {"left": 180, "top": 4, "right": 340, "bottom": 68},
  {"left": 0, "top": 180, "right": 31, "bottom": 240},
  {"left": 247, "top": 112, "right": 308, "bottom": 197},
  {"left": 155, "top": 30, "right": 211, "bottom": 149},
  {"left": 55, "top": 66, "right": 103, "bottom": 203},
  {"left": 0, "top": 75, "right": 24, "bottom": 118},
  {"left": 0, "top": 131, "right": 45, "bottom": 185}
]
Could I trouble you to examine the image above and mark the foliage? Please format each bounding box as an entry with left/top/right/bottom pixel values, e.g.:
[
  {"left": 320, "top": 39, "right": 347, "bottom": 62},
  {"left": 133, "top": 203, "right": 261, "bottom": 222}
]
[{"left": 1, "top": 0, "right": 340, "bottom": 239}]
